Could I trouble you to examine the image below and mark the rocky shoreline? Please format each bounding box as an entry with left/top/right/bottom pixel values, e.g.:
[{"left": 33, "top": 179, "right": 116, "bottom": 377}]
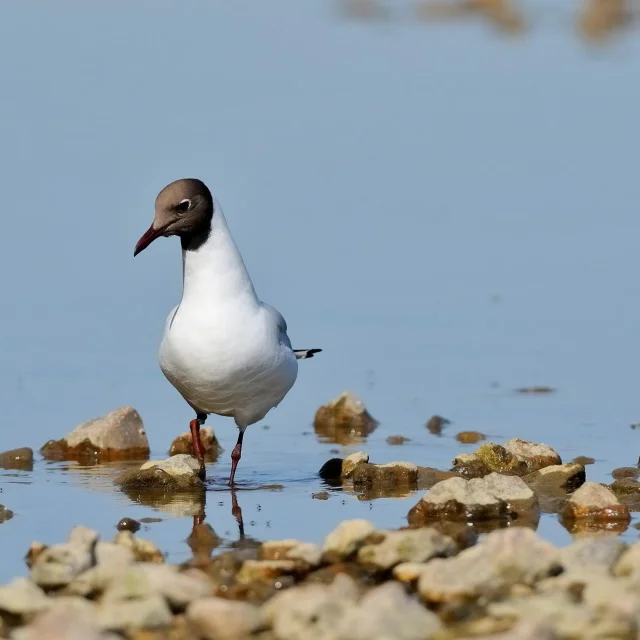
[{"left": 1, "top": 396, "right": 640, "bottom": 638}]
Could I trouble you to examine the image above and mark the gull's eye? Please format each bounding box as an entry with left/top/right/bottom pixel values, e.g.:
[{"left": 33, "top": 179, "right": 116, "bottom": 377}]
[{"left": 175, "top": 198, "right": 191, "bottom": 213}]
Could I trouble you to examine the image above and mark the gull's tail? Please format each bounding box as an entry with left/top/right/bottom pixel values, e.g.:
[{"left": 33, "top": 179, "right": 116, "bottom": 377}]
[{"left": 294, "top": 348, "right": 322, "bottom": 360}]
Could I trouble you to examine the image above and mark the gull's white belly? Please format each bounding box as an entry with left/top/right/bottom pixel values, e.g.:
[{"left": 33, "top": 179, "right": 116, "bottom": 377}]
[{"left": 159, "top": 304, "right": 298, "bottom": 426}]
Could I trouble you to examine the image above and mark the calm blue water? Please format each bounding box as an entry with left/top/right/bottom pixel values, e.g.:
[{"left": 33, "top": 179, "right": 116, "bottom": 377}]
[{"left": 0, "top": 1, "right": 639, "bottom": 580}]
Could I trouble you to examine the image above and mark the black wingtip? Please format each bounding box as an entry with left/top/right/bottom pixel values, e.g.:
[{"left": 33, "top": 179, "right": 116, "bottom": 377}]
[{"left": 295, "top": 348, "right": 323, "bottom": 359}]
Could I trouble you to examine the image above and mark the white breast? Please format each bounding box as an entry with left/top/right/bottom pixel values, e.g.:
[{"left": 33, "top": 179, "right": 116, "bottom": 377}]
[{"left": 158, "top": 201, "right": 298, "bottom": 428}]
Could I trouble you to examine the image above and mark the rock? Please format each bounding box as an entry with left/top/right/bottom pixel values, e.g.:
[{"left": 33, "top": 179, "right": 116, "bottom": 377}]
[
  {"left": 386, "top": 435, "right": 410, "bottom": 445},
  {"left": 561, "top": 482, "right": 630, "bottom": 522},
  {"left": 349, "top": 462, "right": 418, "bottom": 488},
  {"left": 560, "top": 536, "right": 626, "bottom": 575},
  {"left": 572, "top": 455, "right": 596, "bottom": 466},
  {"left": 314, "top": 392, "right": 378, "bottom": 445},
  {"left": 488, "top": 590, "right": 635, "bottom": 639},
  {"left": 261, "top": 540, "right": 322, "bottom": 567},
  {"left": 610, "top": 478, "right": 640, "bottom": 497},
  {"left": 65, "top": 543, "right": 134, "bottom": 596},
  {"left": 187, "top": 524, "right": 222, "bottom": 558},
  {"left": 357, "top": 528, "right": 456, "bottom": 570},
  {"left": 426, "top": 415, "right": 450, "bottom": 435},
  {"left": 613, "top": 541, "right": 640, "bottom": 578},
  {"left": 322, "top": 520, "right": 375, "bottom": 561},
  {"left": 318, "top": 458, "right": 343, "bottom": 481},
  {"left": 263, "top": 574, "right": 359, "bottom": 640},
  {"left": 11, "top": 597, "right": 116, "bottom": 640},
  {"left": 135, "top": 565, "right": 212, "bottom": 610},
  {"left": 408, "top": 473, "right": 537, "bottom": 525},
  {"left": 417, "top": 528, "right": 559, "bottom": 603},
  {"left": 451, "top": 440, "right": 562, "bottom": 478},
  {"left": 341, "top": 452, "right": 369, "bottom": 477},
  {"left": 416, "top": 467, "right": 459, "bottom": 490},
  {"left": 503, "top": 438, "right": 562, "bottom": 473},
  {"left": 41, "top": 406, "right": 149, "bottom": 462},
  {"left": 187, "top": 597, "right": 263, "bottom": 640},
  {"left": 523, "top": 463, "right": 586, "bottom": 494},
  {"left": 169, "top": 426, "right": 222, "bottom": 461},
  {"left": 116, "top": 518, "right": 140, "bottom": 533},
  {"left": 98, "top": 566, "right": 173, "bottom": 632},
  {"left": 0, "top": 447, "right": 33, "bottom": 471},
  {"left": 0, "top": 505, "right": 14, "bottom": 524},
  {"left": 113, "top": 531, "right": 164, "bottom": 563},
  {"left": 456, "top": 431, "right": 486, "bottom": 444},
  {"left": 116, "top": 455, "right": 205, "bottom": 490},
  {"left": 466, "top": 620, "right": 558, "bottom": 639},
  {"left": 611, "top": 466, "right": 640, "bottom": 481},
  {"left": 30, "top": 527, "right": 99, "bottom": 589},
  {"left": 0, "top": 578, "right": 50, "bottom": 616},
  {"left": 337, "top": 582, "right": 442, "bottom": 640},
  {"left": 236, "top": 560, "right": 297, "bottom": 584},
  {"left": 312, "top": 492, "right": 330, "bottom": 500}
]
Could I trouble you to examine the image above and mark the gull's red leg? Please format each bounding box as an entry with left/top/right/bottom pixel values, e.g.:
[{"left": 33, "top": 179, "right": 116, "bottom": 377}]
[
  {"left": 228, "top": 430, "right": 244, "bottom": 486},
  {"left": 189, "top": 413, "right": 207, "bottom": 461}
]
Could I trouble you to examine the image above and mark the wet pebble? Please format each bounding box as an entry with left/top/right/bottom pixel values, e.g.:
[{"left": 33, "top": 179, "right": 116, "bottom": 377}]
[
  {"left": 426, "top": 414, "right": 450, "bottom": 435},
  {"left": 386, "top": 435, "right": 410, "bottom": 445},
  {"left": 0, "top": 505, "right": 14, "bottom": 524},
  {"left": 572, "top": 455, "right": 596, "bottom": 466},
  {"left": 0, "top": 447, "right": 34, "bottom": 471},
  {"left": 456, "top": 431, "right": 486, "bottom": 444},
  {"left": 312, "top": 491, "right": 330, "bottom": 500},
  {"left": 116, "top": 518, "right": 140, "bottom": 533},
  {"left": 116, "top": 454, "right": 205, "bottom": 490}
]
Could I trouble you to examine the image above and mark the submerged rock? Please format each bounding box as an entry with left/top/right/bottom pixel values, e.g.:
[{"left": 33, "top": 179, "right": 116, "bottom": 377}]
[
  {"left": 168, "top": 426, "right": 223, "bottom": 461},
  {"left": 41, "top": 407, "right": 149, "bottom": 462},
  {"left": 408, "top": 473, "right": 538, "bottom": 525},
  {"left": 0, "top": 447, "right": 34, "bottom": 471},
  {"left": 115, "top": 455, "right": 205, "bottom": 490},
  {"left": 386, "top": 435, "right": 410, "bottom": 445},
  {"left": 314, "top": 392, "right": 378, "bottom": 444},
  {"left": 561, "top": 482, "right": 630, "bottom": 523},
  {"left": 349, "top": 462, "right": 418, "bottom": 488}
]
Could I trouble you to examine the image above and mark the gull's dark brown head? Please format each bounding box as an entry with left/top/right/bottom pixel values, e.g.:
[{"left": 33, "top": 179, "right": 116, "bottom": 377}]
[{"left": 134, "top": 178, "right": 214, "bottom": 256}]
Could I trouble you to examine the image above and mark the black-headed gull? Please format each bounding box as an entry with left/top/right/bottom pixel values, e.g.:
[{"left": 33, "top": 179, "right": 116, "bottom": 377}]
[{"left": 134, "top": 178, "right": 321, "bottom": 484}]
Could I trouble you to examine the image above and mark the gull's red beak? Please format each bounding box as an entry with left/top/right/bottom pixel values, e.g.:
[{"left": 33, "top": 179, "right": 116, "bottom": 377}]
[{"left": 134, "top": 224, "right": 165, "bottom": 257}]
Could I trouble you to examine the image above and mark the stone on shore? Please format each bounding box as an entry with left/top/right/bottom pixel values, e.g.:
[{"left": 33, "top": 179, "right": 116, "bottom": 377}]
[
  {"left": 322, "top": 519, "right": 376, "bottom": 561},
  {"left": 187, "top": 597, "right": 264, "bottom": 639},
  {"left": 41, "top": 407, "right": 149, "bottom": 462}
]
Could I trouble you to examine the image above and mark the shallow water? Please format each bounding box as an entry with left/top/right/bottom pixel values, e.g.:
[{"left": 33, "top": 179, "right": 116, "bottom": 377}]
[{"left": 1, "top": 1, "right": 640, "bottom": 581}]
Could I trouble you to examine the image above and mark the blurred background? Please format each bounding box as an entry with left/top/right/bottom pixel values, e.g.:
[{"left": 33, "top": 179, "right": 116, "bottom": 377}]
[{"left": 0, "top": 0, "right": 639, "bottom": 575}]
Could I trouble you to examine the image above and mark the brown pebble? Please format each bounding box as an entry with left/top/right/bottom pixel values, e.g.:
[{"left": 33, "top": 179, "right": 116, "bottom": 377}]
[
  {"left": 116, "top": 517, "right": 141, "bottom": 533},
  {"left": 515, "top": 386, "right": 556, "bottom": 394},
  {"left": 386, "top": 435, "right": 410, "bottom": 445},
  {"left": 312, "top": 492, "right": 330, "bottom": 500},
  {"left": 455, "top": 431, "right": 486, "bottom": 444},
  {"left": 572, "top": 456, "right": 596, "bottom": 465},
  {"left": 426, "top": 415, "right": 450, "bottom": 435}
]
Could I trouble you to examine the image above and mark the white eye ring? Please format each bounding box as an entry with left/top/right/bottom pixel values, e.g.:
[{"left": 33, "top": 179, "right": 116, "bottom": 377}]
[{"left": 176, "top": 198, "right": 191, "bottom": 213}]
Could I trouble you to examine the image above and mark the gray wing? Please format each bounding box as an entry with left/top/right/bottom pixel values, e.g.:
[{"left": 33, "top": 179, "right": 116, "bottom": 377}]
[{"left": 262, "top": 303, "right": 293, "bottom": 349}]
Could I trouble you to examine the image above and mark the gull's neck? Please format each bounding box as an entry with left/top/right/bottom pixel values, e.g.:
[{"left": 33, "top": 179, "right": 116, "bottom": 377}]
[{"left": 180, "top": 200, "right": 259, "bottom": 310}]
